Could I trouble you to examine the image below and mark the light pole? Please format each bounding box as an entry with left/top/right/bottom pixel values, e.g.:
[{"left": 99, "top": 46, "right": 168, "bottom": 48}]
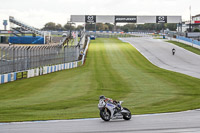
[{"left": 189, "top": 6, "right": 192, "bottom": 32}]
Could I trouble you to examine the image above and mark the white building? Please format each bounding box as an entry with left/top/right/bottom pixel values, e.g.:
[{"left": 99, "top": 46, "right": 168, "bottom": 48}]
[
  {"left": 178, "top": 14, "right": 200, "bottom": 32},
  {"left": 192, "top": 14, "right": 200, "bottom": 30}
]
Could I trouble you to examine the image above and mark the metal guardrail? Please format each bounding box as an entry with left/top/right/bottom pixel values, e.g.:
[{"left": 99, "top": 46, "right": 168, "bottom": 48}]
[
  {"left": 177, "top": 36, "right": 200, "bottom": 46},
  {"left": 0, "top": 45, "right": 79, "bottom": 74},
  {"left": 0, "top": 33, "right": 86, "bottom": 74}
]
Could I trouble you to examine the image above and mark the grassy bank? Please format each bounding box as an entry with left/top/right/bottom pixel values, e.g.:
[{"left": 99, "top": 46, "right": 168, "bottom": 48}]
[{"left": 0, "top": 38, "right": 200, "bottom": 122}]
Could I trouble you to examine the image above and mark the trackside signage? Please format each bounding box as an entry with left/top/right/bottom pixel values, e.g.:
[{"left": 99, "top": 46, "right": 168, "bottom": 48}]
[
  {"left": 85, "top": 15, "right": 96, "bottom": 23},
  {"left": 156, "top": 16, "right": 167, "bottom": 23},
  {"left": 3, "top": 20, "right": 8, "bottom": 26},
  {"left": 115, "top": 16, "right": 137, "bottom": 23}
]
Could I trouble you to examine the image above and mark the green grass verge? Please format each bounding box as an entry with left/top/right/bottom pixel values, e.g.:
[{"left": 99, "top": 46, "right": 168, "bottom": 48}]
[
  {"left": 0, "top": 34, "right": 10, "bottom": 36},
  {"left": 0, "top": 38, "right": 200, "bottom": 122},
  {"left": 154, "top": 37, "right": 166, "bottom": 39},
  {"left": 95, "top": 34, "right": 136, "bottom": 38},
  {"left": 167, "top": 40, "right": 200, "bottom": 55}
]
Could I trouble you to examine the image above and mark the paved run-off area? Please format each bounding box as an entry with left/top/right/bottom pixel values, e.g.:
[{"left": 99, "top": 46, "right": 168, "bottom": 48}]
[{"left": 0, "top": 38, "right": 200, "bottom": 123}]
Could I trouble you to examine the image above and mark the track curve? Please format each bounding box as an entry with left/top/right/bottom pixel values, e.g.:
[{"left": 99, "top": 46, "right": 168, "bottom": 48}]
[{"left": 120, "top": 37, "right": 200, "bottom": 79}]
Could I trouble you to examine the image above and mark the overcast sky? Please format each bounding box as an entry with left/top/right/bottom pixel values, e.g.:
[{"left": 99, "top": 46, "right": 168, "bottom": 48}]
[{"left": 0, "top": 0, "right": 199, "bottom": 29}]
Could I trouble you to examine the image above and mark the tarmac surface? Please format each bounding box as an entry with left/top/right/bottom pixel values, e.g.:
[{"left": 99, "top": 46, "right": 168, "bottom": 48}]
[
  {"left": 121, "top": 37, "right": 200, "bottom": 79},
  {"left": 1, "top": 37, "right": 200, "bottom": 133},
  {"left": 1, "top": 110, "right": 200, "bottom": 133}
]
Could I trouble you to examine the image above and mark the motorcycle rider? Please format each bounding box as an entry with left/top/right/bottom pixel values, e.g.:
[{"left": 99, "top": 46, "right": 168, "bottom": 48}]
[
  {"left": 172, "top": 48, "right": 176, "bottom": 55},
  {"left": 99, "top": 95, "right": 121, "bottom": 111}
]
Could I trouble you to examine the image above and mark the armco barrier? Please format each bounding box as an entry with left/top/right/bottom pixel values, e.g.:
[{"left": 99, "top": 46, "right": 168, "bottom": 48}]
[
  {"left": 0, "top": 57, "right": 83, "bottom": 85},
  {"left": 0, "top": 38, "right": 90, "bottom": 85},
  {"left": 0, "top": 72, "right": 17, "bottom": 84},
  {"left": 177, "top": 36, "right": 200, "bottom": 46},
  {"left": 82, "top": 37, "right": 90, "bottom": 64}
]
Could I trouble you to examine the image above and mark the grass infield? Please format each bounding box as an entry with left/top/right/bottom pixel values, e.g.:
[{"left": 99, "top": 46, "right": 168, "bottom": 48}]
[{"left": 0, "top": 38, "right": 200, "bottom": 122}]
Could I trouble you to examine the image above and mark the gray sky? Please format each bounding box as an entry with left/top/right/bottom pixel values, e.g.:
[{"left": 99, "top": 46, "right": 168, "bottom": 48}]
[{"left": 0, "top": 0, "right": 199, "bottom": 29}]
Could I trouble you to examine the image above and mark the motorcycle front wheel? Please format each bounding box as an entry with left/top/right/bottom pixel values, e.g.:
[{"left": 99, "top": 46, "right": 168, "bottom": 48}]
[
  {"left": 122, "top": 107, "right": 132, "bottom": 120},
  {"left": 100, "top": 108, "right": 111, "bottom": 121}
]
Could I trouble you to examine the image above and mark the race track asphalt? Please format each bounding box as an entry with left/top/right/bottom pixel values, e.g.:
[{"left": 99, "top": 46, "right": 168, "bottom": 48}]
[
  {"left": 120, "top": 37, "right": 200, "bottom": 79},
  {"left": 1, "top": 110, "right": 200, "bottom": 133}
]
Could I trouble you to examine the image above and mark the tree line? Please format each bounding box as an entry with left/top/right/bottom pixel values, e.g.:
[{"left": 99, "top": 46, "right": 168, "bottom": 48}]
[{"left": 42, "top": 22, "right": 177, "bottom": 32}]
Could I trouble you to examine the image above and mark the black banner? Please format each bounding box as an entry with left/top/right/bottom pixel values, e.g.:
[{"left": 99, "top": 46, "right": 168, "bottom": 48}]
[
  {"left": 16, "top": 72, "right": 23, "bottom": 80},
  {"left": 22, "top": 71, "right": 27, "bottom": 78},
  {"left": 16, "top": 71, "right": 27, "bottom": 80},
  {"left": 115, "top": 16, "right": 137, "bottom": 23},
  {"left": 156, "top": 16, "right": 167, "bottom": 23},
  {"left": 85, "top": 15, "right": 96, "bottom": 23}
]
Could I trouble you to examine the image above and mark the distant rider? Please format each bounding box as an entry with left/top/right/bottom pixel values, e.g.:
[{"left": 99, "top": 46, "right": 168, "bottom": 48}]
[
  {"left": 172, "top": 48, "right": 176, "bottom": 55},
  {"left": 99, "top": 95, "right": 121, "bottom": 111}
]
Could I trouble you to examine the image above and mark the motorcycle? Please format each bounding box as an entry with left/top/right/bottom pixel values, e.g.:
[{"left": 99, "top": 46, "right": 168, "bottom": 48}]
[{"left": 98, "top": 99, "right": 131, "bottom": 121}]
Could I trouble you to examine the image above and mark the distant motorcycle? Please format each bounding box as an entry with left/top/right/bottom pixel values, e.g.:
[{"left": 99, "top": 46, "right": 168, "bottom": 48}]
[
  {"left": 98, "top": 99, "right": 131, "bottom": 121},
  {"left": 172, "top": 48, "right": 176, "bottom": 55}
]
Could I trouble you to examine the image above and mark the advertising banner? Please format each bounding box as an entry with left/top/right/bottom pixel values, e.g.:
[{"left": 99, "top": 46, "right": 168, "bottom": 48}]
[
  {"left": 4, "top": 74, "right": 8, "bottom": 83},
  {"left": 27, "top": 70, "right": 32, "bottom": 78},
  {"left": 66, "top": 63, "right": 69, "bottom": 69},
  {"left": 8, "top": 73, "right": 11, "bottom": 82},
  {"left": 72, "top": 15, "right": 181, "bottom": 23},
  {"left": 34, "top": 68, "right": 39, "bottom": 76},
  {"left": 61, "top": 64, "right": 64, "bottom": 70},
  {"left": 73, "top": 62, "right": 77, "bottom": 68},
  {"left": 3, "top": 20, "right": 8, "bottom": 26},
  {"left": 10, "top": 73, "right": 15, "bottom": 81},
  {"left": 52, "top": 66, "right": 54, "bottom": 72},
  {"left": 43, "top": 67, "right": 47, "bottom": 74},
  {"left": 85, "top": 15, "right": 96, "bottom": 23},
  {"left": 59, "top": 65, "right": 61, "bottom": 71},
  {"left": 55, "top": 65, "right": 58, "bottom": 71},
  {"left": 115, "top": 16, "right": 137, "bottom": 23},
  {"left": 0, "top": 75, "right": 4, "bottom": 84},
  {"left": 194, "top": 21, "right": 200, "bottom": 24},
  {"left": 30, "top": 69, "right": 35, "bottom": 77},
  {"left": 22, "top": 71, "right": 27, "bottom": 78},
  {"left": 47, "top": 67, "right": 49, "bottom": 73},
  {"left": 39, "top": 67, "right": 43, "bottom": 75},
  {"left": 17, "top": 72, "right": 23, "bottom": 80},
  {"left": 14, "top": 72, "right": 17, "bottom": 80},
  {"left": 156, "top": 16, "right": 167, "bottom": 23}
]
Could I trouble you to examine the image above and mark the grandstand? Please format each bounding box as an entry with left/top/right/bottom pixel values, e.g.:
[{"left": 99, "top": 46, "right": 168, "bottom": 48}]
[
  {"left": 9, "top": 16, "right": 44, "bottom": 36},
  {"left": 8, "top": 16, "right": 53, "bottom": 44}
]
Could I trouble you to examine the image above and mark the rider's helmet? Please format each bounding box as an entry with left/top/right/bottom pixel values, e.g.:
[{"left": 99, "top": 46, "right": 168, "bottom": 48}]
[{"left": 99, "top": 95, "right": 105, "bottom": 100}]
